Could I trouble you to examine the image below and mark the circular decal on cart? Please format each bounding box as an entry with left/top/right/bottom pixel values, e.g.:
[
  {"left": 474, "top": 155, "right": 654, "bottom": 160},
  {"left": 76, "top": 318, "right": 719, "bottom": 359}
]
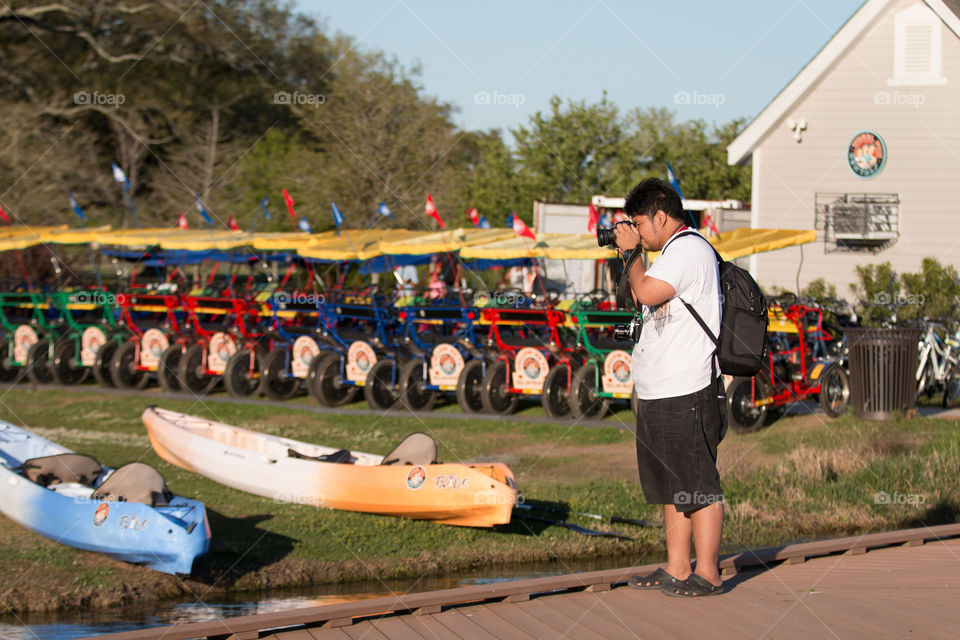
[
  {"left": 512, "top": 347, "right": 549, "bottom": 392},
  {"left": 139, "top": 328, "right": 169, "bottom": 370},
  {"left": 207, "top": 332, "right": 236, "bottom": 374},
  {"left": 80, "top": 327, "right": 107, "bottom": 368},
  {"left": 406, "top": 465, "right": 427, "bottom": 490},
  {"left": 13, "top": 325, "right": 38, "bottom": 365},
  {"left": 602, "top": 350, "right": 634, "bottom": 395},
  {"left": 346, "top": 341, "right": 377, "bottom": 384},
  {"left": 428, "top": 343, "right": 465, "bottom": 388},
  {"left": 93, "top": 502, "right": 109, "bottom": 527},
  {"left": 291, "top": 335, "right": 321, "bottom": 379},
  {"left": 848, "top": 131, "right": 886, "bottom": 178}
]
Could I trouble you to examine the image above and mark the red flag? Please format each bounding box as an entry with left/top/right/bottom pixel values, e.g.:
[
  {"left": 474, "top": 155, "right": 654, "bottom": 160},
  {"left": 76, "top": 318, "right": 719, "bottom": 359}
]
[
  {"left": 465, "top": 207, "right": 479, "bottom": 225},
  {"left": 176, "top": 213, "right": 189, "bottom": 229},
  {"left": 702, "top": 209, "right": 719, "bottom": 235},
  {"left": 227, "top": 216, "right": 239, "bottom": 231},
  {"left": 282, "top": 188, "right": 297, "bottom": 219},
  {"left": 512, "top": 213, "right": 536, "bottom": 241},
  {"left": 587, "top": 202, "right": 600, "bottom": 235},
  {"left": 0, "top": 208, "right": 10, "bottom": 225},
  {"left": 425, "top": 193, "right": 445, "bottom": 229}
]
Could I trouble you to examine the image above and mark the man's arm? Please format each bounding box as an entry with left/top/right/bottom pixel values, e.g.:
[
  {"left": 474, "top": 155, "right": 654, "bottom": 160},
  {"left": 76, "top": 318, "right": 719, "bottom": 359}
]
[{"left": 614, "top": 224, "right": 676, "bottom": 307}]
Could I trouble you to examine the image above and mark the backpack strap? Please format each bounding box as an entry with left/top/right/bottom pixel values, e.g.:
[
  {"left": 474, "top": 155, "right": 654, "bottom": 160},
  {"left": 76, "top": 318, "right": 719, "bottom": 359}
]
[
  {"left": 666, "top": 230, "right": 722, "bottom": 351},
  {"left": 615, "top": 248, "right": 644, "bottom": 310}
]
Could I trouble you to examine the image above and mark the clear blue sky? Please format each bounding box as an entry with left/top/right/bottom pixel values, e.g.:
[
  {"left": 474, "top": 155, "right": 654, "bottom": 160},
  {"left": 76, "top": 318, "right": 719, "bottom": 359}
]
[{"left": 293, "top": 0, "right": 865, "bottom": 135}]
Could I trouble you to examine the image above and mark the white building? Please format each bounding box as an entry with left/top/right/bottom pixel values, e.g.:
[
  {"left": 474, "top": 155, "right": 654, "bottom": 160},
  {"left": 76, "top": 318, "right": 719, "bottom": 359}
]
[{"left": 727, "top": 0, "right": 960, "bottom": 294}]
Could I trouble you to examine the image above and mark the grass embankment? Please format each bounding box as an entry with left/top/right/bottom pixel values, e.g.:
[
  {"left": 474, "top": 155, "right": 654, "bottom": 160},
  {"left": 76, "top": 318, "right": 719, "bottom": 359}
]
[{"left": 0, "top": 386, "right": 958, "bottom": 614}]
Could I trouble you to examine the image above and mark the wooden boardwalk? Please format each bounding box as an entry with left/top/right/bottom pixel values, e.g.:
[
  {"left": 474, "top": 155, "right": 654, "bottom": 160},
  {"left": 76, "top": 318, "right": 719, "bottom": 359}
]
[{"left": 86, "top": 523, "right": 960, "bottom": 640}]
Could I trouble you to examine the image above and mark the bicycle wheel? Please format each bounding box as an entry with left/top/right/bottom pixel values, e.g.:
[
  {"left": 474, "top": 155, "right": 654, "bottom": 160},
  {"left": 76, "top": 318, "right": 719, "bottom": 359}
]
[
  {"left": 541, "top": 362, "right": 572, "bottom": 419},
  {"left": 818, "top": 365, "right": 850, "bottom": 418},
  {"left": 481, "top": 359, "right": 519, "bottom": 415},
  {"left": 52, "top": 340, "right": 89, "bottom": 385},
  {"left": 25, "top": 340, "right": 54, "bottom": 384},
  {"left": 262, "top": 347, "right": 301, "bottom": 400},
  {"left": 455, "top": 358, "right": 485, "bottom": 413},
  {"left": 109, "top": 340, "right": 150, "bottom": 389},
  {"left": 943, "top": 363, "right": 960, "bottom": 408},
  {"left": 569, "top": 363, "right": 610, "bottom": 420}
]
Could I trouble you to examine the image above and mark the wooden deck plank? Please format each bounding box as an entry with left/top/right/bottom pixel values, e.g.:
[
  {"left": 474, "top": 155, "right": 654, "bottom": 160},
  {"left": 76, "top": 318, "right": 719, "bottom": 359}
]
[
  {"left": 427, "top": 609, "right": 502, "bottom": 640},
  {"left": 368, "top": 618, "right": 429, "bottom": 640},
  {"left": 396, "top": 613, "right": 462, "bottom": 640},
  {"left": 438, "top": 607, "right": 538, "bottom": 640},
  {"left": 514, "top": 598, "right": 609, "bottom": 640},
  {"left": 535, "top": 591, "right": 648, "bottom": 639},
  {"left": 483, "top": 602, "right": 578, "bottom": 640},
  {"left": 340, "top": 622, "right": 391, "bottom": 640},
  {"left": 301, "top": 628, "right": 354, "bottom": 640}
]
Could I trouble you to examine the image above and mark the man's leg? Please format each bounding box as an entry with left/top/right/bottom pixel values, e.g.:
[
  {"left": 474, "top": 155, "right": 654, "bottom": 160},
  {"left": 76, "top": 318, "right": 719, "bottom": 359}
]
[
  {"left": 663, "top": 504, "right": 692, "bottom": 580},
  {"left": 690, "top": 501, "right": 724, "bottom": 586}
]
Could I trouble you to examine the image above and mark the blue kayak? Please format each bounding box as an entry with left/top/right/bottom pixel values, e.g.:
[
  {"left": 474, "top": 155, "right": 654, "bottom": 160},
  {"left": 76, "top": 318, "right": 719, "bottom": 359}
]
[{"left": 0, "top": 420, "right": 210, "bottom": 575}]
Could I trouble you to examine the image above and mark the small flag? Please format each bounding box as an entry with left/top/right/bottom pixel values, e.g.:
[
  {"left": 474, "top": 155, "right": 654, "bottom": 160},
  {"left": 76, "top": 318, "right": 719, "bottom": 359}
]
[
  {"left": 111, "top": 163, "right": 127, "bottom": 184},
  {"left": 666, "top": 161, "right": 685, "bottom": 200},
  {"left": 259, "top": 195, "right": 270, "bottom": 219},
  {"left": 477, "top": 215, "right": 491, "bottom": 229},
  {"left": 425, "top": 193, "right": 445, "bottom": 229},
  {"left": 297, "top": 216, "right": 312, "bottom": 233},
  {"left": 466, "top": 207, "right": 480, "bottom": 225},
  {"left": 68, "top": 190, "right": 88, "bottom": 222},
  {"left": 377, "top": 201, "right": 393, "bottom": 218},
  {"left": 177, "top": 213, "right": 189, "bottom": 229},
  {"left": 282, "top": 188, "right": 297, "bottom": 219},
  {"left": 194, "top": 194, "right": 214, "bottom": 227},
  {"left": 0, "top": 207, "right": 10, "bottom": 225},
  {"left": 587, "top": 202, "right": 600, "bottom": 235},
  {"left": 512, "top": 214, "right": 536, "bottom": 241},
  {"left": 702, "top": 209, "right": 719, "bottom": 235},
  {"left": 331, "top": 201, "right": 344, "bottom": 228},
  {"left": 506, "top": 212, "right": 515, "bottom": 227},
  {"left": 227, "top": 216, "right": 239, "bottom": 231}
]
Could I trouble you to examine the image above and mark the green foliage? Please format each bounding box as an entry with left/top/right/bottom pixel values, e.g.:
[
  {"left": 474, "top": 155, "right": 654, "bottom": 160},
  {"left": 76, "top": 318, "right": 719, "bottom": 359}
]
[
  {"left": 849, "top": 262, "right": 899, "bottom": 327},
  {"left": 900, "top": 257, "right": 960, "bottom": 324},
  {"left": 801, "top": 278, "right": 838, "bottom": 301}
]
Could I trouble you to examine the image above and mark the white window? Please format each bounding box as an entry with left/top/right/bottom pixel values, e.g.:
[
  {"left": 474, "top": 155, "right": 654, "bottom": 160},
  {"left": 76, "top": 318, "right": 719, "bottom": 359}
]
[{"left": 889, "top": 3, "right": 946, "bottom": 86}]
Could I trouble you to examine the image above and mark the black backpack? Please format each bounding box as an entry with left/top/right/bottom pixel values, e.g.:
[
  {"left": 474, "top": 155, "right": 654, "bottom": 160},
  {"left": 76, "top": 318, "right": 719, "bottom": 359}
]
[{"left": 672, "top": 231, "right": 768, "bottom": 377}]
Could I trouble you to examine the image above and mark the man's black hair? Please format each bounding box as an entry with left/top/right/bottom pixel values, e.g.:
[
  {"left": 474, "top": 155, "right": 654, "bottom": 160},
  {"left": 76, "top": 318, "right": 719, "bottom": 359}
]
[{"left": 623, "top": 178, "right": 684, "bottom": 221}]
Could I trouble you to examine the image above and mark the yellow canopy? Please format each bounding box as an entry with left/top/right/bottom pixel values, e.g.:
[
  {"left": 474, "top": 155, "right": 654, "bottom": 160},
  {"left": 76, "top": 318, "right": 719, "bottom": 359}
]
[
  {"left": 297, "top": 229, "right": 425, "bottom": 260},
  {"left": 379, "top": 227, "right": 515, "bottom": 255},
  {"left": 705, "top": 228, "right": 818, "bottom": 261},
  {"left": 0, "top": 225, "right": 111, "bottom": 251},
  {"left": 460, "top": 233, "right": 618, "bottom": 260},
  {"left": 249, "top": 231, "right": 337, "bottom": 251}
]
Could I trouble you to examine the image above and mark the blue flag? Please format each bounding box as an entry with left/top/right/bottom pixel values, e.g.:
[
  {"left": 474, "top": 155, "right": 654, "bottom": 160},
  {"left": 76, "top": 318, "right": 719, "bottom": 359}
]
[
  {"left": 297, "top": 216, "right": 312, "bottom": 233},
  {"left": 666, "top": 161, "right": 685, "bottom": 200},
  {"left": 111, "top": 163, "right": 127, "bottom": 185},
  {"left": 506, "top": 212, "right": 515, "bottom": 227},
  {"left": 377, "top": 201, "right": 393, "bottom": 218},
  {"left": 68, "top": 190, "right": 87, "bottom": 222},
  {"left": 331, "top": 201, "right": 344, "bottom": 228},
  {"left": 259, "top": 195, "right": 270, "bottom": 219},
  {"left": 194, "top": 194, "right": 214, "bottom": 227},
  {"left": 478, "top": 214, "right": 491, "bottom": 229}
]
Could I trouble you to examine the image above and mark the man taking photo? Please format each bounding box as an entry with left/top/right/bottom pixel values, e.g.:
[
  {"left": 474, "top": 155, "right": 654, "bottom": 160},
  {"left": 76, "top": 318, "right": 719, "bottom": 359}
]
[{"left": 613, "top": 177, "right": 725, "bottom": 597}]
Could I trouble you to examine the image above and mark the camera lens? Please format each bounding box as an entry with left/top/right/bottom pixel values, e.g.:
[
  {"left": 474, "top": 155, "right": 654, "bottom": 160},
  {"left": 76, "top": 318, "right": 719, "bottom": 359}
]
[{"left": 597, "top": 227, "right": 616, "bottom": 247}]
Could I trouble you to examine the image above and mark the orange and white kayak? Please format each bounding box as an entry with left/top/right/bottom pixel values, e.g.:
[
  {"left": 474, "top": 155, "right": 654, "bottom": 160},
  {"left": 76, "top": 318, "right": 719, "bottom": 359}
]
[{"left": 141, "top": 407, "right": 517, "bottom": 527}]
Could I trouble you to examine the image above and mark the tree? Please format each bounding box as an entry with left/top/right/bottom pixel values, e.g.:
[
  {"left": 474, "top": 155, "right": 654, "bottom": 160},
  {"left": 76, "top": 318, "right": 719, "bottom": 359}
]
[
  {"left": 900, "top": 257, "right": 960, "bottom": 324},
  {"left": 849, "top": 262, "right": 899, "bottom": 327}
]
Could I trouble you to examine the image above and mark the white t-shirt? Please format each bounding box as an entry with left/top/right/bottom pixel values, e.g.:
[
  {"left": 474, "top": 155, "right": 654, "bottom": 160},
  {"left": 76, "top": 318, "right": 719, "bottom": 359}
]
[{"left": 632, "top": 230, "right": 721, "bottom": 400}]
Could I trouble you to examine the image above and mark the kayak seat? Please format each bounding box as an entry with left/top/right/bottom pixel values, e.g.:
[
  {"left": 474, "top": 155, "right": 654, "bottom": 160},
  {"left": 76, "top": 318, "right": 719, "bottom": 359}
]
[
  {"left": 380, "top": 432, "right": 437, "bottom": 466},
  {"left": 92, "top": 462, "right": 173, "bottom": 507},
  {"left": 22, "top": 453, "right": 102, "bottom": 488},
  {"left": 287, "top": 448, "right": 354, "bottom": 464}
]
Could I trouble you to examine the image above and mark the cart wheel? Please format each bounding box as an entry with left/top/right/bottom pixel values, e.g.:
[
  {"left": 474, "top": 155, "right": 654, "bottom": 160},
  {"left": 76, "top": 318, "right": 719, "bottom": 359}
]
[
  {"left": 52, "top": 340, "right": 89, "bottom": 385},
  {"left": 456, "top": 358, "right": 485, "bottom": 413},
  {"left": 570, "top": 363, "right": 610, "bottom": 419},
  {"left": 399, "top": 359, "right": 437, "bottom": 412},
  {"left": 224, "top": 347, "right": 264, "bottom": 397},
  {"left": 541, "top": 363, "right": 573, "bottom": 419},
  {"left": 818, "top": 365, "right": 850, "bottom": 418},
  {"left": 177, "top": 342, "right": 218, "bottom": 395},
  {"left": 307, "top": 352, "right": 357, "bottom": 406},
  {"left": 942, "top": 363, "right": 960, "bottom": 408},
  {"left": 110, "top": 340, "right": 150, "bottom": 389},
  {"left": 25, "top": 340, "right": 54, "bottom": 384},
  {"left": 0, "top": 342, "right": 19, "bottom": 383},
  {"left": 262, "top": 347, "right": 301, "bottom": 400},
  {"left": 92, "top": 340, "right": 119, "bottom": 387},
  {"left": 726, "top": 375, "right": 771, "bottom": 433},
  {"left": 481, "top": 359, "right": 519, "bottom": 415},
  {"left": 364, "top": 358, "right": 401, "bottom": 411},
  {"left": 158, "top": 344, "right": 182, "bottom": 392}
]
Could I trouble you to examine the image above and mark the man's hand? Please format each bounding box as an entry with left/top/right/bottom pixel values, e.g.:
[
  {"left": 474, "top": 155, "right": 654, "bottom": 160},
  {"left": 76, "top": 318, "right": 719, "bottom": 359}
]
[{"left": 614, "top": 222, "right": 640, "bottom": 253}]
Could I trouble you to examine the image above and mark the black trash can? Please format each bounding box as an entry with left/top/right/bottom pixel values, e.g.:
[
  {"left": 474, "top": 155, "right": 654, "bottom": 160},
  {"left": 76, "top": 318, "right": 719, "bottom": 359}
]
[{"left": 844, "top": 328, "right": 922, "bottom": 420}]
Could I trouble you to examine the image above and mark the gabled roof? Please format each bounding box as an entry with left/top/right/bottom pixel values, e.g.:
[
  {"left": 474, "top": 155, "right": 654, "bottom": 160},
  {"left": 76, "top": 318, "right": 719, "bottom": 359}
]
[{"left": 727, "top": 0, "right": 960, "bottom": 165}]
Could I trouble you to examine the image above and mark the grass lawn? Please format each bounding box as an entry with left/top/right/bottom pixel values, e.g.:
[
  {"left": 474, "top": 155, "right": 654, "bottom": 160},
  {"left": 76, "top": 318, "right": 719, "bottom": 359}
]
[{"left": 0, "top": 384, "right": 957, "bottom": 613}]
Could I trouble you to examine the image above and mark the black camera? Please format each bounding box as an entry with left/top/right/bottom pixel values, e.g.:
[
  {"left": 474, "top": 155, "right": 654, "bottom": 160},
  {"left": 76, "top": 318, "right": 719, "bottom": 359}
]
[
  {"left": 613, "top": 312, "right": 643, "bottom": 342},
  {"left": 596, "top": 220, "right": 635, "bottom": 247}
]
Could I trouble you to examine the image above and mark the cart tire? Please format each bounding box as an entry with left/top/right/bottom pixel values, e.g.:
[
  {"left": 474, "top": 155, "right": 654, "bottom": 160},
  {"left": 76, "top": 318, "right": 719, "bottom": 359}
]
[
  {"left": 364, "top": 358, "right": 401, "bottom": 411},
  {"left": 569, "top": 363, "right": 610, "bottom": 420},
  {"left": 0, "top": 342, "right": 20, "bottom": 383},
  {"left": 726, "top": 375, "right": 771, "bottom": 433},
  {"left": 177, "top": 342, "right": 219, "bottom": 395},
  {"left": 52, "top": 340, "right": 89, "bottom": 385},
  {"left": 25, "top": 340, "right": 54, "bottom": 384},
  {"left": 110, "top": 340, "right": 150, "bottom": 389},
  {"left": 399, "top": 358, "right": 437, "bottom": 412},
  {"left": 818, "top": 365, "right": 850, "bottom": 418},
  {"left": 262, "top": 347, "right": 301, "bottom": 400},
  {"left": 541, "top": 363, "right": 573, "bottom": 419},
  {"left": 481, "top": 359, "right": 519, "bottom": 415},
  {"left": 307, "top": 352, "right": 357, "bottom": 406},
  {"left": 158, "top": 344, "right": 183, "bottom": 392},
  {"left": 456, "top": 358, "right": 485, "bottom": 413},
  {"left": 224, "top": 347, "right": 264, "bottom": 397},
  {"left": 92, "top": 340, "right": 119, "bottom": 387}
]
